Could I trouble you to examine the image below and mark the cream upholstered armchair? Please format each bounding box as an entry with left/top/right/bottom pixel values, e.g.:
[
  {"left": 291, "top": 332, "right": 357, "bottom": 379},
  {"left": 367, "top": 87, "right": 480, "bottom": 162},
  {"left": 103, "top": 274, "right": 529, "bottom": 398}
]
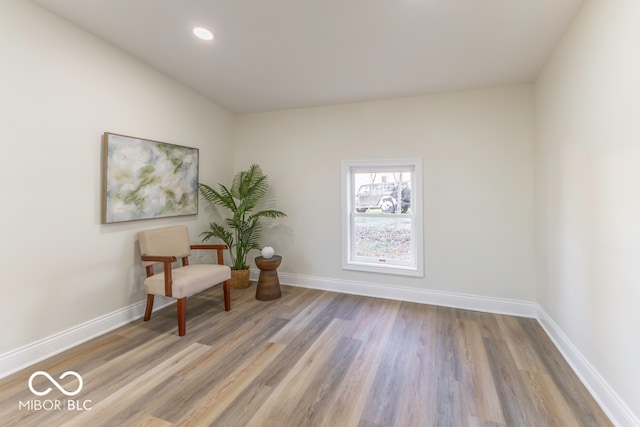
[{"left": 138, "top": 225, "right": 231, "bottom": 336}]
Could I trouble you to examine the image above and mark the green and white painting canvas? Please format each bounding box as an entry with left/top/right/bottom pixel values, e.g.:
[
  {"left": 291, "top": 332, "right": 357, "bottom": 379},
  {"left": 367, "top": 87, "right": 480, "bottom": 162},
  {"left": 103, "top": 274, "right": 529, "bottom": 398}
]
[{"left": 102, "top": 133, "right": 199, "bottom": 223}]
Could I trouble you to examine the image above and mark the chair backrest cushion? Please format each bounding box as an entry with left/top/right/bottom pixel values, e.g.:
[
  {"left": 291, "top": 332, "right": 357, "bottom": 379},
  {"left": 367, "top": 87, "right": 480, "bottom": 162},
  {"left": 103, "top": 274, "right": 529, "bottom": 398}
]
[{"left": 139, "top": 225, "right": 192, "bottom": 267}]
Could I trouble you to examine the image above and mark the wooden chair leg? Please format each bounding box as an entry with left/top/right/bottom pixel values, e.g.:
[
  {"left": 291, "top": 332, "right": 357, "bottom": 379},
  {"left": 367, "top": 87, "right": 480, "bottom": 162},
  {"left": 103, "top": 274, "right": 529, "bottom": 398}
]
[
  {"left": 223, "top": 280, "right": 231, "bottom": 311},
  {"left": 177, "top": 297, "right": 187, "bottom": 336},
  {"left": 143, "top": 294, "right": 154, "bottom": 321}
]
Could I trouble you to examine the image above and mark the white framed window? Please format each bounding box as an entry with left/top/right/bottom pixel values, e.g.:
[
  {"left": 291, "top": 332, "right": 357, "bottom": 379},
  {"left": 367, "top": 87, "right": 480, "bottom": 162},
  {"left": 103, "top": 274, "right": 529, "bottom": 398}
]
[{"left": 341, "top": 159, "right": 423, "bottom": 277}]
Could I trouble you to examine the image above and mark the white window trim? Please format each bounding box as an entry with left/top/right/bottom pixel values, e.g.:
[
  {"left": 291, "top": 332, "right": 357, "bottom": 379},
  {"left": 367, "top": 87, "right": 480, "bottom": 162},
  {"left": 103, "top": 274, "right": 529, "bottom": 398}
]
[{"left": 341, "top": 158, "right": 424, "bottom": 277}]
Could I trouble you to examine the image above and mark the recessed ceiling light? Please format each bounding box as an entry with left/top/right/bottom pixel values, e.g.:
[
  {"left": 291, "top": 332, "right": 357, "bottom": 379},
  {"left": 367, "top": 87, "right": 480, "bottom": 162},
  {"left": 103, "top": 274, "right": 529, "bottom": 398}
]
[{"left": 193, "top": 27, "right": 214, "bottom": 41}]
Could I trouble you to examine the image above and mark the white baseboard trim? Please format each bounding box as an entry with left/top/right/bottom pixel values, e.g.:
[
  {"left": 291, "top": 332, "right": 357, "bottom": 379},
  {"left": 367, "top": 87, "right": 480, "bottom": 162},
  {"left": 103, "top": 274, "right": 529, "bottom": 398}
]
[
  {"left": 2, "top": 272, "right": 637, "bottom": 426},
  {"left": 536, "top": 307, "right": 639, "bottom": 427},
  {"left": 276, "top": 271, "right": 538, "bottom": 318},
  {"left": 0, "top": 296, "right": 173, "bottom": 380}
]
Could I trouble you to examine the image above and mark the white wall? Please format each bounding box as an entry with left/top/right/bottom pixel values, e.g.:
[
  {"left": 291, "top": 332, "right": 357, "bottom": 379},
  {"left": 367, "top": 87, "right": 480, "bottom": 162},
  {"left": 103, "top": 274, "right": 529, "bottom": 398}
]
[
  {"left": 0, "top": 0, "right": 234, "bottom": 355},
  {"left": 3, "top": 1, "right": 636, "bottom": 422},
  {"left": 235, "top": 85, "right": 536, "bottom": 301},
  {"left": 536, "top": 0, "right": 640, "bottom": 420}
]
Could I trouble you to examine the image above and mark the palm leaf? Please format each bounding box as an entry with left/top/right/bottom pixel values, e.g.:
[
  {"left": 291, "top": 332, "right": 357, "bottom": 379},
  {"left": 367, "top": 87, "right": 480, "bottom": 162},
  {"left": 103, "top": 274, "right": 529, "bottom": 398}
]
[
  {"left": 199, "top": 183, "right": 237, "bottom": 212},
  {"left": 249, "top": 209, "right": 287, "bottom": 221}
]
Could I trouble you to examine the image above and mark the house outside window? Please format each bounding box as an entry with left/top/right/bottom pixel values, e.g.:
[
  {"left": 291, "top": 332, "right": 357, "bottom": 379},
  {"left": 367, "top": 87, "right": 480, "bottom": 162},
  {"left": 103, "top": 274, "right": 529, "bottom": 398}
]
[{"left": 341, "top": 159, "right": 423, "bottom": 277}]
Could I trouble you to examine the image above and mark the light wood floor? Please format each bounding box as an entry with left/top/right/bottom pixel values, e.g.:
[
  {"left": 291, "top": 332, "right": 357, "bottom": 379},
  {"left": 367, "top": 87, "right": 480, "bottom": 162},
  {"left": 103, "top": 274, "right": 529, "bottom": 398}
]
[{"left": 1, "top": 284, "right": 611, "bottom": 427}]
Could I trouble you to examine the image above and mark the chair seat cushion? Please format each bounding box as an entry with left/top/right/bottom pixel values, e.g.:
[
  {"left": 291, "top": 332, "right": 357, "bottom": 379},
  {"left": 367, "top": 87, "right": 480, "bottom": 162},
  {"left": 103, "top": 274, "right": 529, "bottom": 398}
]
[{"left": 144, "top": 264, "right": 231, "bottom": 299}]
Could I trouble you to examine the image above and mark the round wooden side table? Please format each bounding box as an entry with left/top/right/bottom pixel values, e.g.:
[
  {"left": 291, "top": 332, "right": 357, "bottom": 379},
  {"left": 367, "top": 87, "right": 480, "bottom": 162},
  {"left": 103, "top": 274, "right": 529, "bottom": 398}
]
[{"left": 255, "top": 255, "right": 282, "bottom": 301}]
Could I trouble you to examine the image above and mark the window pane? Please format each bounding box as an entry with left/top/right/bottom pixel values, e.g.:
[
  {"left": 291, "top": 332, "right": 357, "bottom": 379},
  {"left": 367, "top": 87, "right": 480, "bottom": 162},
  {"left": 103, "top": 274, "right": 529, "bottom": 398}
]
[
  {"left": 353, "top": 171, "right": 411, "bottom": 214},
  {"left": 353, "top": 216, "right": 413, "bottom": 261}
]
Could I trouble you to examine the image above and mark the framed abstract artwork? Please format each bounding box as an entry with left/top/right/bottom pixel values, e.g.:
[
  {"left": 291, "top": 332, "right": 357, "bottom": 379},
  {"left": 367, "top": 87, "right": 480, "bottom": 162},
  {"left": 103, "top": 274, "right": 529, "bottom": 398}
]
[{"left": 102, "top": 132, "right": 199, "bottom": 224}]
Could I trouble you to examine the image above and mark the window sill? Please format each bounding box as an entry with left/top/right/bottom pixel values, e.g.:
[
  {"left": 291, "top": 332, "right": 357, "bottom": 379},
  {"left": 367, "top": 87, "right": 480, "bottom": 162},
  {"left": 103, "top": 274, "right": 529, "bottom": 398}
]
[{"left": 342, "top": 262, "right": 424, "bottom": 277}]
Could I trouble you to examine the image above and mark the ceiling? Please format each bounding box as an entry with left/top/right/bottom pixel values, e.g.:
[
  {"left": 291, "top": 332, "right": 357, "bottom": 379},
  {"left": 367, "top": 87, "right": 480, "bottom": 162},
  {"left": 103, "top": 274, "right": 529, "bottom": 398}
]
[{"left": 32, "top": 0, "right": 584, "bottom": 114}]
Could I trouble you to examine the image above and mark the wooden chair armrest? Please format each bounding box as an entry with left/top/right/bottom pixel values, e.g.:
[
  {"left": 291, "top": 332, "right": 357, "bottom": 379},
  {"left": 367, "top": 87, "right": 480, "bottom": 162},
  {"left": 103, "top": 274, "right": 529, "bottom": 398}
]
[
  {"left": 190, "top": 244, "right": 228, "bottom": 250},
  {"left": 141, "top": 255, "right": 178, "bottom": 262},
  {"left": 190, "top": 244, "right": 228, "bottom": 265}
]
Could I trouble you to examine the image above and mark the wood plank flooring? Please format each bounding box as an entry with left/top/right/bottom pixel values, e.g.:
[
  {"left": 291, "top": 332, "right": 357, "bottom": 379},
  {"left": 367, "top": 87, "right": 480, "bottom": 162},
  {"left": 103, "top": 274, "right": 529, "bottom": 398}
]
[{"left": 0, "top": 284, "right": 612, "bottom": 426}]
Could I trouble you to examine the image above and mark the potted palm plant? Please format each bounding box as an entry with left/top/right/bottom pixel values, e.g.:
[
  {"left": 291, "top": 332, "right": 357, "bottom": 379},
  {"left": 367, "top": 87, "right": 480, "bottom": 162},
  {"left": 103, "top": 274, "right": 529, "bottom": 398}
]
[{"left": 199, "top": 164, "right": 286, "bottom": 288}]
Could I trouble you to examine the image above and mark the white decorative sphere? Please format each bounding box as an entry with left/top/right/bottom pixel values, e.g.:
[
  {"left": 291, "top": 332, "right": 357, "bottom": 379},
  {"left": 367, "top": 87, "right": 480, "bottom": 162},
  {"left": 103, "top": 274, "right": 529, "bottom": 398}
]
[{"left": 261, "top": 246, "right": 275, "bottom": 259}]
